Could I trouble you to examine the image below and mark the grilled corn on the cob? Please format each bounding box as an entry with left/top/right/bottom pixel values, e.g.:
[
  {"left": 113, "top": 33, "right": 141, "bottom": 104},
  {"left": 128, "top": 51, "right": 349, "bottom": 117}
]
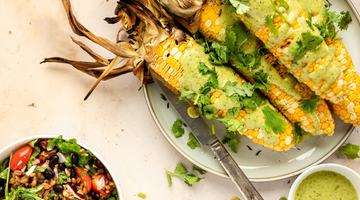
[{"left": 232, "top": 0, "right": 360, "bottom": 126}]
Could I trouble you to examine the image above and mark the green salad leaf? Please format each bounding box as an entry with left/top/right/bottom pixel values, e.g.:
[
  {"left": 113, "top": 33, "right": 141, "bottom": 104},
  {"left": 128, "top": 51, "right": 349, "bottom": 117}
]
[
  {"left": 8, "top": 185, "right": 44, "bottom": 200},
  {"left": 55, "top": 138, "right": 94, "bottom": 168}
]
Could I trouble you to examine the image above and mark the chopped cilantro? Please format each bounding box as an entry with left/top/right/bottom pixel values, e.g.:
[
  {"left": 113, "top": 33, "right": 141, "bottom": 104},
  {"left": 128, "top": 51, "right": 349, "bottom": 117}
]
[
  {"left": 339, "top": 11, "right": 352, "bottom": 30},
  {"left": 171, "top": 119, "right": 185, "bottom": 138},
  {"left": 137, "top": 193, "right": 146, "bottom": 199},
  {"left": 252, "top": 70, "right": 271, "bottom": 92},
  {"left": 226, "top": 22, "right": 248, "bottom": 52},
  {"left": 192, "top": 165, "right": 207, "bottom": 175},
  {"left": 165, "top": 163, "right": 204, "bottom": 187},
  {"left": 187, "top": 133, "right": 200, "bottom": 149},
  {"left": 338, "top": 143, "right": 360, "bottom": 160},
  {"left": 180, "top": 91, "right": 197, "bottom": 100},
  {"left": 262, "top": 106, "right": 287, "bottom": 134},
  {"left": 290, "top": 31, "right": 323, "bottom": 64},
  {"left": 306, "top": 13, "right": 314, "bottom": 31},
  {"left": 266, "top": 16, "right": 278, "bottom": 36},
  {"left": 223, "top": 81, "right": 254, "bottom": 99},
  {"left": 299, "top": 98, "right": 320, "bottom": 114},
  {"left": 197, "top": 62, "right": 212, "bottom": 75},
  {"left": 314, "top": 7, "right": 340, "bottom": 40},
  {"left": 160, "top": 93, "right": 167, "bottom": 101},
  {"left": 224, "top": 119, "right": 244, "bottom": 132},
  {"left": 193, "top": 32, "right": 210, "bottom": 52},
  {"left": 207, "top": 70, "right": 219, "bottom": 89},
  {"left": 236, "top": 48, "right": 265, "bottom": 70},
  {"left": 208, "top": 42, "right": 230, "bottom": 64},
  {"left": 58, "top": 172, "right": 68, "bottom": 184},
  {"left": 222, "top": 131, "right": 241, "bottom": 153},
  {"left": 228, "top": 0, "right": 250, "bottom": 15}
]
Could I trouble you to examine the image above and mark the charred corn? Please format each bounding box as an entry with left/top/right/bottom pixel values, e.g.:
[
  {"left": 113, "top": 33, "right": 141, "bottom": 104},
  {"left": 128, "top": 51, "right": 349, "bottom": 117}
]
[{"left": 197, "top": 0, "right": 334, "bottom": 136}]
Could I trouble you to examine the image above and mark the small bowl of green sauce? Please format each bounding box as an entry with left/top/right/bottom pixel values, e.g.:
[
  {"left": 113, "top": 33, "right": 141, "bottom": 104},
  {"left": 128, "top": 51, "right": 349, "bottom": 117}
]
[{"left": 288, "top": 163, "right": 360, "bottom": 200}]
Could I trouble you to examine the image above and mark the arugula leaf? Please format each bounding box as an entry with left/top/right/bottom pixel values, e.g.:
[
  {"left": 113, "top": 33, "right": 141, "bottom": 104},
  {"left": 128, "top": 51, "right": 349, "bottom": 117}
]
[
  {"left": 8, "top": 185, "right": 44, "bottom": 200},
  {"left": 266, "top": 16, "right": 278, "bottom": 36},
  {"left": 137, "top": 193, "right": 146, "bottom": 199},
  {"left": 262, "top": 106, "right": 287, "bottom": 134},
  {"left": 339, "top": 11, "right": 352, "bottom": 30},
  {"left": 171, "top": 119, "right": 185, "bottom": 138},
  {"left": 197, "top": 62, "right": 212, "bottom": 75},
  {"left": 28, "top": 139, "right": 40, "bottom": 148},
  {"left": 65, "top": 156, "right": 72, "bottom": 167},
  {"left": 187, "top": 133, "right": 200, "bottom": 149},
  {"left": 222, "top": 131, "right": 240, "bottom": 153},
  {"left": 299, "top": 98, "right": 320, "bottom": 114},
  {"left": 226, "top": 22, "right": 248, "bottom": 52},
  {"left": 55, "top": 138, "right": 94, "bottom": 167},
  {"left": 27, "top": 145, "right": 40, "bottom": 170},
  {"left": 34, "top": 166, "right": 47, "bottom": 174},
  {"left": 252, "top": 71, "right": 271, "bottom": 91},
  {"left": 165, "top": 163, "right": 204, "bottom": 187},
  {"left": 0, "top": 167, "right": 9, "bottom": 180},
  {"left": 208, "top": 42, "right": 230, "bottom": 64},
  {"left": 47, "top": 135, "right": 63, "bottom": 151},
  {"left": 48, "top": 190, "right": 57, "bottom": 200},
  {"left": 58, "top": 172, "right": 69, "bottom": 184},
  {"left": 228, "top": 0, "right": 250, "bottom": 15},
  {"left": 338, "top": 143, "right": 360, "bottom": 160},
  {"left": 306, "top": 13, "right": 314, "bottom": 31},
  {"left": 192, "top": 165, "right": 207, "bottom": 175}
]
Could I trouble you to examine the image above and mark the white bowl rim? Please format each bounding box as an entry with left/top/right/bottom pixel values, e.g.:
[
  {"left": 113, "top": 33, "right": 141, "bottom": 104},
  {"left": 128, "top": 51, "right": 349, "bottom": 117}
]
[
  {"left": 288, "top": 163, "right": 360, "bottom": 200},
  {"left": 0, "top": 135, "right": 124, "bottom": 200}
]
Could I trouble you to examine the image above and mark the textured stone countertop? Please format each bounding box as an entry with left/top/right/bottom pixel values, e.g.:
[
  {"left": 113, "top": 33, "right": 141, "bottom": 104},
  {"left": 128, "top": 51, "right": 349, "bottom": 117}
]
[{"left": 1, "top": 0, "right": 360, "bottom": 199}]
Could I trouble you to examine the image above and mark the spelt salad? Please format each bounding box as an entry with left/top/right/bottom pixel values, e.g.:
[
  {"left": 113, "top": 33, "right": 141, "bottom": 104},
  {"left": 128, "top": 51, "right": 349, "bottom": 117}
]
[{"left": 0, "top": 136, "right": 119, "bottom": 200}]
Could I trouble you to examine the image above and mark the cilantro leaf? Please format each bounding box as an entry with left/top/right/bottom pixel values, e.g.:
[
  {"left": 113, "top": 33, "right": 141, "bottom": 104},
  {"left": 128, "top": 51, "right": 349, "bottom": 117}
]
[
  {"left": 160, "top": 93, "right": 167, "bottom": 101},
  {"left": 207, "top": 70, "right": 219, "bottom": 89},
  {"left": 223, "top": 81, "right": 254, "bottom": 99},
  {"left": 58, "top": 172, "right": 69, "bottom": 184},
  {"left": 187, "top": 133, "right": 200, "bottom": 149},
  {"left": 293, "top": 122, "right": 311, "bottom": 145},
  {"left": 252, "top": 71, "right": 271, "bottom": 91},
  {"left": 218, "top": 107, "right": 240, "bottom": 122},
  {"left": 193, "top": 32, "right": 210, "bottom": 53},
  {"left": 226, "top": 22, "right": 248, "bottom": 52},
  {"left": 262, "top": 106, "right": 287, "bottom": 134},
  {"left": 137, "top": 193, "right": 146, "bottom": 199},
  {"left": 192, "top": 165, "right": 207, "bottom": 175},
  {"left": 201, "top": 105, "right": 217, "bottom": 119},
  {"left": 208, "top": 42, "right": 230, "bottom": 64},
  {"left": 266, "top": 16, "right": 278, "bottom": 36},
  {"left": 236, "top": 48, "right": 265, "bottom": 69},
  {"left": 299, "top": 98, "right": 320, "bottom": 114},
  {"left": 197, "top": 62, "right": 211, "bottom": 75},
  {"left": 270, "top": 0, "right": 291, "bottom": 25},
  {"left": 228, "top": 0, "right": 250, "bottom": 15},
  {"left": 171, "top": 119, "right": 185, "bottom": 138},
  {"left": 314, "top": 7, "right": 340, "bottom": 40},
  {"left": 306, "top": 13, "right": 314, "bottom": 31},
  {"left": 274, "top": 0, "right": 289, "bottom": 9},
  {"left": 338, "top": 143, "right": 360, "bottom": 160},
  {"left": 180, "top": 91, "right": 197, "bottom": 100},
  {"left": 291, "top": 32, "right": 323, "bottom": 64},
  {"left": 222, "top": 131, "right": 240, "bottom": 153},
  {"left": 339, "top": 11, "right": 352, "bottom": 30},
  {"left": 165, "top": 163, "right": 204, "bottom": 187},
  {"left": 224, "top": 119, "right": 244, "bottom": 132}
]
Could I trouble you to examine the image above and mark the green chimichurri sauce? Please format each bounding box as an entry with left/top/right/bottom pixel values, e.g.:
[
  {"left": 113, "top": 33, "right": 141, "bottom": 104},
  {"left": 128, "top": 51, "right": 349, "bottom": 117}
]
[{"left": 295, "top": 171, "right": 358, "bottom": 200}]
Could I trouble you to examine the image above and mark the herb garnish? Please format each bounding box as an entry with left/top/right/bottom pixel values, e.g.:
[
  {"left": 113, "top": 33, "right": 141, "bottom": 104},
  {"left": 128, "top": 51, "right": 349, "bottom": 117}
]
[
  {"left": 171, "top": 119, "right": 185, "bottom": 138},
  {"left": 338, "top": 143, "right": 360, "bottom": 160},
  {"left": 192, "top": 165, "right": 207, "bottom": 175},
  {"left": 290, "top": 31, "right": 323, "bottom": 64},
  {"left": 165, "top": 163, "right": 204, "bottom": 187},
  {"left": 299, "top": 98, "right": 320, "bottom": 114},
  {"left": 187, "top": 133, "right": 200, "bottom": 149},
  {"left": 252, "top": 70, "right": 271, "bottom": 92},
  {"left": 262, "top": 106, "right": 287, "bottom": 134},
  {"left": 266, "top": 15, "right": 278, "bottom": 36},
  {"left": 222, "top": 131, "right": 241, "bottom": 153}
]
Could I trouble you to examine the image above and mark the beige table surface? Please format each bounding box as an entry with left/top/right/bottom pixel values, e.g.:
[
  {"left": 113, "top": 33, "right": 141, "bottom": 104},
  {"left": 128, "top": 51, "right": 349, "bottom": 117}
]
[{"left": 1, "top": 0, "right": 360, "bottom": 199}]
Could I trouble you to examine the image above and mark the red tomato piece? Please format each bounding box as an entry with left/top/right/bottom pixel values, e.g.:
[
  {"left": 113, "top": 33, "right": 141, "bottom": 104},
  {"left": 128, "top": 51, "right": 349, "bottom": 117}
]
[
  {"left": 91, "top": 174, "right": 110, "bottom": 197},
  {"left": 75, "top": 168, "right": 92, "bottom": 193},
  {"left": 10, "top": 145, "right": 33, "bottom": 171}
]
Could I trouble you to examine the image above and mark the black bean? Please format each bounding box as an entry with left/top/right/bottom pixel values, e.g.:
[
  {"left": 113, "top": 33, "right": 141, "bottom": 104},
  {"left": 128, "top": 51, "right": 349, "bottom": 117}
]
[
  {"left": 58, "top": 163, "right": 66, "bottom": 171},
  {"left": 71, "top": 154, "right": 78, "bottom": 166},
  {"left": 43, "top": 170, "right": 54, "bottom": 179},
  {"left": 0, "top": 186, "right": 4, "bottom": 197},
  {"left": 91, "top": 192, "right": 101, "bottom": 200},
  {"left": 49, "top": 155, "right": 59, "bottom": 168},
  {"left": 0, "top": 178, "right": 5, "bottom": 187},
  {"left": 70, "top": 168, "right": 76, "bottom": 178},
  {"left": 53, "top": 184, "right": 64, "bottom": 193}
]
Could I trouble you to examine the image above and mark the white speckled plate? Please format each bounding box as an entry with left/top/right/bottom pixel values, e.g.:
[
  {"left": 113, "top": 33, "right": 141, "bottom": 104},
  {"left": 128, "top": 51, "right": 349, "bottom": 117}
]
[{"left": 144, "top": 0, "right": 359, "bottom": 182}]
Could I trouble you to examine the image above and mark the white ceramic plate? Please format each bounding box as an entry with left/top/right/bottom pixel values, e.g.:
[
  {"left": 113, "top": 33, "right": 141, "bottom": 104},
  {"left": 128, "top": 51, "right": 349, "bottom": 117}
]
[
  {"left": 0, "top": 135, "right": 124, "bottom": 199},
  {"left": 144, "top": 0, "right": 360, "bottom": 182}
]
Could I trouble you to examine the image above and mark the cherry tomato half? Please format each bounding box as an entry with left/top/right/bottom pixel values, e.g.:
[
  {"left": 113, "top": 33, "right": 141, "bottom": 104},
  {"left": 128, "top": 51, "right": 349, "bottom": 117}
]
[
  {"left": 75, "top": 168, "right": 92, "bottom": 193},
  {"left": 91, "top": 174, "right": 110, "bottom": 197},
  {"left": 10, "top": 145, "right": 33, "bottom": 171}
]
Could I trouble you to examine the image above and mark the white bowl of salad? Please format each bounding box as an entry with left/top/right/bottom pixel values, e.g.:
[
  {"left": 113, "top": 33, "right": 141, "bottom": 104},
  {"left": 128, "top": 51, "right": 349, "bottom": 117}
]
[{"left": 0, "top": 135, "right": 123, "bottom": 200}]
